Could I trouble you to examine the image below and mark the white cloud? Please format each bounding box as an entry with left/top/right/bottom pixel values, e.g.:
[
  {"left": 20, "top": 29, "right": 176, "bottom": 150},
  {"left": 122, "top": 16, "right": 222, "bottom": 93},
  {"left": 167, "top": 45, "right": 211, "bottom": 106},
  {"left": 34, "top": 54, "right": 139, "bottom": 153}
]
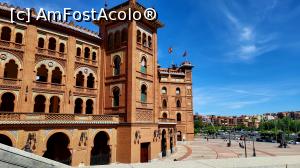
[
  {"left": 241, "top": 27, "right": 253, "bottom": 41},
  {"left": 220, "top": 2, "right": 277, "bottom": 62}
]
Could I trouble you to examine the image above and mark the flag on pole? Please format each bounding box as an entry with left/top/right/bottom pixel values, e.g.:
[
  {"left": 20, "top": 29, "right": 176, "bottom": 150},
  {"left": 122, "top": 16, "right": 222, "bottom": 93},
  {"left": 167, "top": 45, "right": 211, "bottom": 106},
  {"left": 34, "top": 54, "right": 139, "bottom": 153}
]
[
  {"left": 183, "top": 50, "right": 188, "bottom": 57},
  {"left": 168, "top": 47, "right": 173, "bottom": 54}
]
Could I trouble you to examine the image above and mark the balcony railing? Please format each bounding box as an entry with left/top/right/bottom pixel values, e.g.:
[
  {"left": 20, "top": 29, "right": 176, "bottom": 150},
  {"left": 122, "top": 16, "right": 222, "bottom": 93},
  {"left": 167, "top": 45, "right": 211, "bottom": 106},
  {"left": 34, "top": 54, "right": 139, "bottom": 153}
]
[
  {"left": 74, "top": 86, "right": 97, "bottom": 95},
  {"left": 0, "top": 40, "right": 25, "bottom": 50},
  {"left": 0, "top": 78, "right": 22, "bottom": 87},
  {"left": 75, "top": 56, "right": 98, "bottom": 66},
  {"left": 33, "top": 81, "right": 65, "bottom": 90},
  {"left": 36, "top": 48, "right": 66, "bottom": 58},
  {"left": 158, "top": 118, "right": 177, "bottom": 124},
  {"left": 0, "top": 113, "right": 119, "bottom": 124}
]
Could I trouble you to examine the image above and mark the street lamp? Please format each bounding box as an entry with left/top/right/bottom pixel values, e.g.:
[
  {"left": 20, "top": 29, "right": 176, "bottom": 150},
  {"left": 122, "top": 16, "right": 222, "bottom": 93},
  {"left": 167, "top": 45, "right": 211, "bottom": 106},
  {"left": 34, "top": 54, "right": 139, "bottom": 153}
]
[
  {"left": 252, "top": 134, "right": 256, "bottom": 157},
  {"left": 227, "top": 129, "right": 231, "bottom": 147},
  {"left": 244, "top": 134, "right": 247, "bottom": 158}
]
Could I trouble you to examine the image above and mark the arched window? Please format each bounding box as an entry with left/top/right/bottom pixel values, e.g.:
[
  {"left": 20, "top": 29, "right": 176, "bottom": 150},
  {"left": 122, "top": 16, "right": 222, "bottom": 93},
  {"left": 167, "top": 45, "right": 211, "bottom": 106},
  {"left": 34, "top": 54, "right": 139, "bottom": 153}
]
[
  {"left": 51, "top": 67, "right": 62, "bottom": 84},
  {"left": 48, "top": 37, "right": 56, "bottom": 50},
  {"left": 59, "top": 43, "right": 65, "bottom": 53},
  {"left": 86, "top": 99, "right": 93, "bottom": 114},
  {"left": 1, "top": 27, "right": 11, "bottom": 41},
  {"left": 84, "top": 47, "right": 90, "bottom": 59},
  {"left": 4, "top": 60, "right": 18, "bottom": 79},
  {"left": 36, "top": 64, "right": 48, "bottom": 82},
  {"left": 176, "top": 88, "right": 181, "bottom": 95},
  {"left": 161, "top": 87, "right": 167, "bottom": 94},
  {"left": 113, "top": 87, "right": 120, "bottom": 107},
  {"left": 148, "top": 36, "right": 152, "bottom": 48},
  {"left": 114, "top": 31, "right": 121, "bottom": 48},
  {"left": 74, "top": 98, "right": 83, "bottom": 114},
  {"left": 141, "top": 84, "right": 147, "bottom": 103},
  {"left": 76, "top": 71, "right": 84, "bottom": 87},
  {"left": 162, "top": 99, "right": 167, "bottom": 108},
  {"left": 162, "top": 113, "right": 167, "bottom": 119},
  {"left": 0, "top": 92, "right": 15, "bottom": 112},
  {"left": 76, "top": 47, "right": 81, "bottom": 57},
  {"left": 176, "top": 100, "right": 181, "bottom": 108},
  {"left": 142, "top": 33, "right": 147, "bottom": 47},
  {"left": 140, "top": 57, "right": 147, "bottom": 73},
  {"left": 38, "top": 38, "right": 45, "bottom": 48},
  {"left": 92, "top": 52, "right": 97, "bottom": 61},
  {"left": 137, "top": 30, "right": 141, "bottom": 43},
  {"left": 121, "top": 28, "right": 127, "bottom": 43},
  {"left": 15, "top": 33, "right": 23, "bottom": 44},
  {"left": 108, "top": 33, "right": 113, "bottom": 50},
  {"left": 34, "top": 95, "right": 46, "bottom": 112},
  {"left": 177, "top": 113, "right": 182, "bottom": 122},
  {"left": 49, "top": 96, "right": 60, "bottom": 113},
  {"left": 113, "top": 56, "right": 121, "bottom": 76},
  {"left": 87, "top": 73, "right": 95, "bottom": 88}
]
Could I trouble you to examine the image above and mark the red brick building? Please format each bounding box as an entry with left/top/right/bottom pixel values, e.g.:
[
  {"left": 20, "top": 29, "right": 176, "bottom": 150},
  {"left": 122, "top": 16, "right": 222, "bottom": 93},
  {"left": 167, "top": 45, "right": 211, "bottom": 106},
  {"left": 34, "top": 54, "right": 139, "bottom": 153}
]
[{"left": 0, "top": 0, "right": 194, "bottom": 166}]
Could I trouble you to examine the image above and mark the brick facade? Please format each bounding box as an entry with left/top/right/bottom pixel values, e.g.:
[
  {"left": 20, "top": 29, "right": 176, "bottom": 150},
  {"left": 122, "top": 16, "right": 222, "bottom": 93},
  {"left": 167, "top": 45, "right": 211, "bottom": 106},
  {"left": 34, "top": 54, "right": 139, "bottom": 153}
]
[{"left": 0, "top": 0, "right": 194, "bottom": 166}]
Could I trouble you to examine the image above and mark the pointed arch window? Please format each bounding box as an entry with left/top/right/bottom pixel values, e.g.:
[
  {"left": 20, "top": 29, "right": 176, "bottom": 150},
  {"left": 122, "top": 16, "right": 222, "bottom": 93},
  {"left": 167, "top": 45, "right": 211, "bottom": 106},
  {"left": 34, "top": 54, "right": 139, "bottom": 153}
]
[
  {"left": 15, "top": 33, "right": 23, "bottom": 44},
  {"left": 177, "top": 113, "right": 182, "bottom": 122},
  {"left": 36, "top": 64, "right": 48, "bottom": 82},
  {"left": 140, "top": 57, "right": 147, "bottom": 74},
  {"left": 86, "top": 99, "right": 93, "bottom": 114},
  {"left": 176, "top": 88, "right": 181, "bottom": 95},
  {"left": 34, "top": 95, "right": 46, "bottom": 112},
  {"left": 74, "top": 98, "right": 83, "bottom": 114},
  {"left": 148, "top": 36, "right": 152, "bottom": 48},
  {"left": 176, "top": 100, "right": 181, "bottom": 108},
  {"left": 113, "top": 56, "right": 121, "bottom": 76},
  {"left": 76, "top": 71, "right": 84, "bottom": 87},
  {"left": 137, "top": 30, "right": 141, "bottom": 43},
  {"left": 48, "top": 37, "right": 56, "bottom": 50},
  {"left": 59, "top": 43, "right": 65, "bottom": 53},
  {"left": 141, "top": 84, "right": 147, "bottom": 103},
  {"left": 84, "top": 47, "right": 90, "bottom": 59},
  {"left": 162, "top": 99, "right": 167, "bottom": 108},
  {"left": 38, "top": 38, "right": 45, "bottom": 48},
  {"left": 0, "top": 93, "right": 15, "bottom": 112},
  {"left": 4, "top": 60, "right": 18, "bottom": 79},
  {"left": 51, "top": 67, "right": 62, "bottom": 84},
  {"left": 1, "top": 27, "right": 11, "bottom": 41},
  {"left": 142, "top": 33, "right": 147, "bottom": 47},
  {"left": 87, "top": 73, "right": 95, "bottom": 88},
  {"left": 76, "top": 47, "right": 81, "bottom": 57},
  {"left": 113, "top": 87, "right": 120, "bottom": 107},
  {"left": 161, "top": 87, "right": 167, "bottom": 94}
]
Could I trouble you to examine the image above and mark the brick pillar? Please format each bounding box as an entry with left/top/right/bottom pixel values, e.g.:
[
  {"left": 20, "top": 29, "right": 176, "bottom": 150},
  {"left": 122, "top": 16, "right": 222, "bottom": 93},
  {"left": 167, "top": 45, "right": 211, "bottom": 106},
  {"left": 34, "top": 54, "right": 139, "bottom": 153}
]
[{"left": 18, "top": 25, "right": 37, "bottom": 113}]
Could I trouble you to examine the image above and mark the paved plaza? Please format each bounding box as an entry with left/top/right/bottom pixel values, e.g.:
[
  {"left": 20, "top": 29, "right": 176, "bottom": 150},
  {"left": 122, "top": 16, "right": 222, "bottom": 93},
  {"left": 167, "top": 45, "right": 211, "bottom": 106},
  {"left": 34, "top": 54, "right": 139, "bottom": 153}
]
[
  {"left": 176, "top": 136, "right": 300, "bottom": 160},
  {"left": 88, "top": 136, "right": 300, "bottom": 167}
]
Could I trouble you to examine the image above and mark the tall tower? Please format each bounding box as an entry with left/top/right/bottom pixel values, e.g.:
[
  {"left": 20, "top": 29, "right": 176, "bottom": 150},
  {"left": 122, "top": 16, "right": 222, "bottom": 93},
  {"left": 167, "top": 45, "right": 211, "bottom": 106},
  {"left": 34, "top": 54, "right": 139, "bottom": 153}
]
[{"left": 95, "top": 0, "right": 164, "bottom": 163}]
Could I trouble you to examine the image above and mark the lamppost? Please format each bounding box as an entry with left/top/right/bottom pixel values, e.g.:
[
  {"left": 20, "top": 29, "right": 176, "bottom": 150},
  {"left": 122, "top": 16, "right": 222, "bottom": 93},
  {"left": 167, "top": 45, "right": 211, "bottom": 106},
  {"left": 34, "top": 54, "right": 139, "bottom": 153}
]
[
  {"left": 252, "top": 134, "right": 256, "bottom": 157},
  {"left": 227, "top": 129, "right": 231, "bottom": 147},
  {"left": 244, "top": 134, "right": 247, "bottom": 158}
]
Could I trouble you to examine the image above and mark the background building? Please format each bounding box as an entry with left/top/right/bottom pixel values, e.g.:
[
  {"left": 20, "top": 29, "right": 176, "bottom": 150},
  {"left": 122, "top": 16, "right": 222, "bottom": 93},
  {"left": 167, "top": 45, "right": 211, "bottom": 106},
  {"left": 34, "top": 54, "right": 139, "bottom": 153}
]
[{"left": 0, "top": 0, "right": 194, "bottom": 166}]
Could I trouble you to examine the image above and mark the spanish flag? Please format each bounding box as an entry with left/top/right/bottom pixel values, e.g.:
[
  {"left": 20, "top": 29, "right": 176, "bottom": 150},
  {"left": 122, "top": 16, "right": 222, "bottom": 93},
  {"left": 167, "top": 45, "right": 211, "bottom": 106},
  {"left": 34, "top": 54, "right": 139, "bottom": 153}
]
[{"left": 168, "top": 47, "right": 173, "bottom": 54}]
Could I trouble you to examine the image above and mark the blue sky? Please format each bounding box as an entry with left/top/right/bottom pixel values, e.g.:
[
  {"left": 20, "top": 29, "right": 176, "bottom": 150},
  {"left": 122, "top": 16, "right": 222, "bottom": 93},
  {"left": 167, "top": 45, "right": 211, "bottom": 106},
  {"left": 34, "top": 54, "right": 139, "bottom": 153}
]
[{"left": 4, "top": 0, "right": 300, "bottom": 116}]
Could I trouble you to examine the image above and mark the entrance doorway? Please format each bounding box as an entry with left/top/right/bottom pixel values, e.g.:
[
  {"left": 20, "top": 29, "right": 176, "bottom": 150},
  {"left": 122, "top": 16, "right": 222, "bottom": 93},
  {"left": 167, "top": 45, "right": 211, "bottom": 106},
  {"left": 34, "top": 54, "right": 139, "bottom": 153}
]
[
  {"left": 43, "top": 132, "right": 71, "bottom": 165},
  {"left": 0, "top": 134, "right": 13, "bottom": 146},
  {"left": 177, "top": 131, "right": 182, "bottom": 141},
  {"left": 90, "top": 131, "right": 111, "bottom": 165},
  {"left": 140, "top": 142, "right": 150, "bottom": 163}
]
